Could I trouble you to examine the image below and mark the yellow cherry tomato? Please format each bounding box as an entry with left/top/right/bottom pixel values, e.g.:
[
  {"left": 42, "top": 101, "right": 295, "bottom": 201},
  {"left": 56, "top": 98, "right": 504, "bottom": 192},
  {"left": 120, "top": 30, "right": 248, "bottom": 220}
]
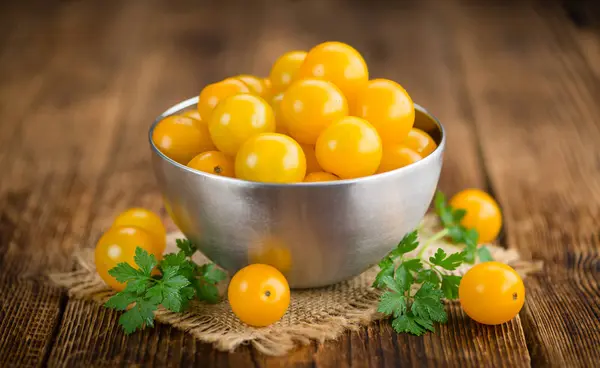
[
  {"left": 270, "top": 92, "right": 288, "bottom": 135},
  {"left": 459, "top": 262, "right": 525, "bottom": 325},
  {"left": 304, "top": 171, "right": 339, "bottom": 182},
  {"left": 404, "top": 128, "right": 437, "bottom": 157},
  {"left": 187, "top": 150, "right": 235, "bottom": 178},
  {"left": 297, "top": 41, "right": 368, "bottom": 103},
  {"left": 209, "top": 94, "right": 275, "bottom": 156},
  {"left": 198, "top": 78, "right": 251, "bottom": 122},
  {"left": 112, "top": 208, "right": 166, "bottom": 254},
  {"left": 299, "top": 143, "right": 322, "bottom": 174},
  {"left": 281, "top": 79, "right": 348, "bottom": 144},
  {"left": 316, "top": 116, "right": 382, "bottom": 179},
  {"left": 449, "top": 189, "right": 502, "bottom": 243},
  {"left": 353, "top": 79, "right": 415, "bottom": 144},
  {"left": 228, "top": 264, "right": 291, "bottom": 327},
  {"left": 94, "top": 227, "right": 163, "bottom": 291},
  {"left": 269, "top": 50, "right": 307, "bottom": 94},
  {"left": 377, "top": 144, "right": 422, "bottom": 173},
  {"left": 181, "top": 109, "right": 202, "bottom": 122},
  {"left": 262, "top": 78, "right": 272, "bottom": 99},
  {"left": 235, "top": 74, "right": 269, "bottom": 98},
  {"left": 152, "top": 115, "right": 216, "bottom": 164},
  {"left": 235, "top": 133, "right": 306, "bottom": 183}
]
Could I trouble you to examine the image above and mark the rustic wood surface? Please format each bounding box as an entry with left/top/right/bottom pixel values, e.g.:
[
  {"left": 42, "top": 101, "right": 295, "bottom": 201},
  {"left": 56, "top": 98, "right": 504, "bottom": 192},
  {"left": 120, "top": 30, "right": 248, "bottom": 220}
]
[{"left": 1, "top": 0, "right": 599, "bottom": 367}]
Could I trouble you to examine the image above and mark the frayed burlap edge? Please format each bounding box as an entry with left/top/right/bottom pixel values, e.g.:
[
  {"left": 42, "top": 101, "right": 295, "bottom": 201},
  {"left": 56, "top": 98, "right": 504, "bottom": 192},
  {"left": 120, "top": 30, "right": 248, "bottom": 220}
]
[{"left": 49, "top": 214, "right": 543, "bottom": 356}]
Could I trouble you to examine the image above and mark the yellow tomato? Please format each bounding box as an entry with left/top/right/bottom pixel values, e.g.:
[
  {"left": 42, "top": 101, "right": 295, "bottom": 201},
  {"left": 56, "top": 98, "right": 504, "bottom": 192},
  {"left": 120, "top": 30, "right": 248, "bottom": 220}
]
[
  {"left": 269, "top": 50, "right": 307, "bottom": 94},
  {"left": 353, "top": 79, "right": 415, "bottom": 144},
  {"left": 316, "top": 116, "right": 382, "bottom": 179},
  {"left": 459, "top": 262, "right": 525, "bottom": 325},
  {"left": 235, "top": 133, "right": 306, "bottom": 183},
  {"left": 181, "top": 110, "right": 202, "bottom": 122},
  {"left": 404, "top": 128, "right": 437, "bottom": 157},
  {"left": 187, "top": 150, "right": 235, "bottom": 178},
  {"left": 198, "top": 78, "right": 251, "bottom": 122},
  {"left": 209, "top": 94, "right": 275, "bottom": 156},
  {"left": 377, "top": 144, "right": 422, "bottom": 173},
  {"left": 299, "top": 143, "right": 322, "bottom": 174},
  {"left": 297, "top": 41, "right": 368, "bottom": 103},
  {"left": 235, "top": 74, "right": 269, "bottom": 98},
  {"left": 280, "top": 79, "right": 348, "bottom": 144},
  {"left": 94, "top": 227, "right": 162, "bottom": 291},
  {"left": 228, "top": 264, "right": 291, "bottom": 327},
  {"left": 449, "top": 189, "right": 502, "bottom": 243},
  {"left": 152, "top": 115, "right": 216, "bottom": 164},
  {"left": 270, "top": 92, "right": 288, "bottom": 134},
  {"left": 304, "top": 171, "right": 339, "bottom": 182},
  {"left": 112, "top": 208, "right": 166, "bottom": 254},
  {"left": 262, "top": 78, "right": 272, "bottom": 99}
]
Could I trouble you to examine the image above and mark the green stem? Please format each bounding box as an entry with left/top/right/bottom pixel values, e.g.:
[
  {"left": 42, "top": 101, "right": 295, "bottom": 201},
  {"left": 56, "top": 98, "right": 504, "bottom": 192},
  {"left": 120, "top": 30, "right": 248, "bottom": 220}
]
[
  {"left": 416, "top": 228, "right": 449, "bottom": 259},
  {"left": 422, "top": 260, "right": 446, "bottom": 278}
]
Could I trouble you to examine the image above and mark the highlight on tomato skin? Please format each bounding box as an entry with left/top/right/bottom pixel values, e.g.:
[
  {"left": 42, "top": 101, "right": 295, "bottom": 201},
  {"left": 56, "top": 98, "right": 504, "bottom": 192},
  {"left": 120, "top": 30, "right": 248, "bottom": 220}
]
[{"left": 112, "top": 208, "right": 167, "bottom": 254}]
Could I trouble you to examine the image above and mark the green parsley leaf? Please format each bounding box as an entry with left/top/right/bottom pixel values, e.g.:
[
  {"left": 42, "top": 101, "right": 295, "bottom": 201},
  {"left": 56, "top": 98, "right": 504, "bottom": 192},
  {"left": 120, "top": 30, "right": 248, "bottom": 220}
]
[
  {"left": 194, "top": 281, "right": 220, "bottom": 304},
  {"left": 108, "top": 262, "right": 141, "bottom": 283},
  {"left": 377, "top": 291, "right": 407, "bottom": 318},
  {"left": 104, "top": 291, "right": 137, "bottom": 311},
  {"left": 416, "top": 269, "right": 440, "bottom": 286},
  {"left": 176, "top": 238, "right": 197, "bottom": 257},
  {"left": 392, "top": 314, "right": 427, "bottom": 336},
  {"left": 198, "top": 263, "right": 227, "bottom": 284},
  {"left": 394, "top": 264, "right": 414, "bottom": 292},
  {"left": 119, "top": 299, "right": 157, "bottom": 334},
  {"left": 403, "top": 258, "right": 423, "bottom": 272},
  {"left": 412, "top": 315, "right": 435, "bottom": 333},
  {"left": 429, "top": 249, "right": 465, "bottom": 271},
  {"left": 373, "top": 257, "right": 394, "bottom": 288},
  {"left": 134, "top": 247, "right": 157, "bottom": 276},
  {"left": 390, "top": 231, "right": 419, "bottom": 257},
  {"left": 477, "top": 246, "right": 494, "bottom": 262},
  {"left": 441, "top": 275, "right": 461, "bottom": 300},
  {"left": 381, "top": 276, "right": 403, "bottom": 293},
  {"left": 412, "top": 283, "right": 447, "bottom": 323}
]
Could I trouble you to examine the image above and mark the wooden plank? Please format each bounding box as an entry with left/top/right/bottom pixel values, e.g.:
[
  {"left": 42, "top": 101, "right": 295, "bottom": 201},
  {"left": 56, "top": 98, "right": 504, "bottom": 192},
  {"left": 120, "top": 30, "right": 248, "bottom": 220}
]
[{"left": 449, "top": 1, "right": 600, "bottom": 366}]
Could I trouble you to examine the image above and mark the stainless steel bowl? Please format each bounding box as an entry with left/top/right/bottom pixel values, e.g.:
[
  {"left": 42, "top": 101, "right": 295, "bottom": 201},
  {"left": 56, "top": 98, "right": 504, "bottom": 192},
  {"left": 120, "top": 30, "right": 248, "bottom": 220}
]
[{"left": 149, "top": 96, "right": 445, "bottom": 288}]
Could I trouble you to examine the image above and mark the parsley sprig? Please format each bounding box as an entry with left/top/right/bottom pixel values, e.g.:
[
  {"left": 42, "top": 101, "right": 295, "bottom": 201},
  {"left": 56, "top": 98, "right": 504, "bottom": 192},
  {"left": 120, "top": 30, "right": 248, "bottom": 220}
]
[
  {"left": 104, "top": 239, "right": 226, "bottom": 334},
  {"left": 416, "top": 191, "right": 493, "bottom": 264},
  {"left": 373, "top": 231, "right": 465, "bottom": 335}
]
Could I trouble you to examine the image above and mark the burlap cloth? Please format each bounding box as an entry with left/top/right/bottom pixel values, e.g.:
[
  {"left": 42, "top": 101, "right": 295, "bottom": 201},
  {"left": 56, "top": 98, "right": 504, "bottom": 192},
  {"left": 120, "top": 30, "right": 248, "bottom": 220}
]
[{"left": 49, "top": 214, "right": 542, "bottom": 356}]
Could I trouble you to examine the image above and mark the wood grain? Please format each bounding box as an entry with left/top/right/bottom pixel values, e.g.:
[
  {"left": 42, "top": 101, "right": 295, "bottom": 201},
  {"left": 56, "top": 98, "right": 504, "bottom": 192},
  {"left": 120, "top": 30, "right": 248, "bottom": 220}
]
[{"left": 0, "top": 0, "right": 598, "bottom": 367}]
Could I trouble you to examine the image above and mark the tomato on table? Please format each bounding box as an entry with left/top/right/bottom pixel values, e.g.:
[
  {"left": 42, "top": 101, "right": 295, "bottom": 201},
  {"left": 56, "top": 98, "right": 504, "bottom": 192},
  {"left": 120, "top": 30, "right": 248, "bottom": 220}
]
[
  {"left": 404, "top": 128, "right": 437, "bottom": 157},
  {"left": 94, "top": 227, "right": 162, "bottom": 291},
  {"left": 209, "top": 94, "right": 275, "bottom": 156},
  {"left": 235, "top": 133, "right": 306, "bottom": 183},
  {"left": 449, "top": 189, "right": 502, "bottom": 243},
  {"left": 197, "top": 78, "right": 251, "bottom": 122},
  {"left": 187, "top": 150, "right": 235, "bottom": 178},
  {"left": 268, "top": 50, "right": 307, "bottom": 94},
  {"left": 280, "top": 79, "right": 348, "bottom": 145},
  {"left": 352, "top": 78, "right": 415, "bottom": 144},
  {"left": 299, "top": 143, "right": 322, "bottom": 174},
  {"left": 112, "top": 208, "right": 166, "bottom": 254},
  {"left": 152, "top": 115, "right": 216, "bottom": 164},
  {"left": 297, "top": 41, "right": 368, "bottom": 104},
  {"left": 235, "top": 74, "right": 269, "bottom": 98},
  {"left": 376, "top": 144, "right": 422, "bottom": 173},
  {"left": 459, "top": 262, "right": 525, "bottom": 325},
  {"left": 315, "top": 116, "right": 382, "bottom": 179},
  {"left": 228, "top": 264, "right": 291, "bottom": 327},
  {"left": 304, "top": 171, "right": 339, "bottom": 182}
]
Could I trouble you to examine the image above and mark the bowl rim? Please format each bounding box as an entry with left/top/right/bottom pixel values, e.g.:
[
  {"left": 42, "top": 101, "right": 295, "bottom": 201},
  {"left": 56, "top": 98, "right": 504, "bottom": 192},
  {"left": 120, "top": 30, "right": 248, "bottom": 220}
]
[{"left": 148, "top": 96, "right": 446, "bottom": 188}]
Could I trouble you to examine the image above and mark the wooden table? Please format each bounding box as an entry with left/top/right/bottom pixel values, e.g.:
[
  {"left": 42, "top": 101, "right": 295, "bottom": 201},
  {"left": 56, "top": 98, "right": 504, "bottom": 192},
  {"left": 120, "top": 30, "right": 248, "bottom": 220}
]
[{"left": 1, "top": 0, "right": 599, "bottom": 366}]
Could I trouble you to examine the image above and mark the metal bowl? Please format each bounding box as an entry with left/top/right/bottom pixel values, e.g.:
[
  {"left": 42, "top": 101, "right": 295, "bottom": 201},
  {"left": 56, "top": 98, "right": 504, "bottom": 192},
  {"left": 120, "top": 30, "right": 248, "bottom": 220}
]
[{"left": 149, "top": 96, "right": 445, "bottom": 288}]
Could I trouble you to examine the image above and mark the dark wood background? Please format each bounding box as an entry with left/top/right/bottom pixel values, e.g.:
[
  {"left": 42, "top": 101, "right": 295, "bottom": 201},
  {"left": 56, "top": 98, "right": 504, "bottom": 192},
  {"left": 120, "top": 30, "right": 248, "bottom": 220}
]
[{"left": 1, "top": 0, "right": 599, "bottom": 367}]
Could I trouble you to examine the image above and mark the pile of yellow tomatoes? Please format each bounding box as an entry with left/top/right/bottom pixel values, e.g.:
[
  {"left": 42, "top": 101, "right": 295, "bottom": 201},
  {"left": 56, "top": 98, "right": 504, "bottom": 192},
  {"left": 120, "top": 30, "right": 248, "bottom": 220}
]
[{"left": 152, "top": 41, "right": 438, "bottom": 183}]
